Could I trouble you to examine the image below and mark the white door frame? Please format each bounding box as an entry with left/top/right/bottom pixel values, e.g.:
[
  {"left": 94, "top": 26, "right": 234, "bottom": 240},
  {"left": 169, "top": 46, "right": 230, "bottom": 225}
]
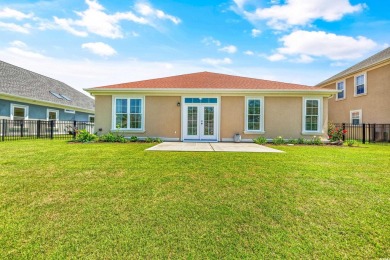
[{"left": 181, "top": 96, "right": 220, "bottom": 142}]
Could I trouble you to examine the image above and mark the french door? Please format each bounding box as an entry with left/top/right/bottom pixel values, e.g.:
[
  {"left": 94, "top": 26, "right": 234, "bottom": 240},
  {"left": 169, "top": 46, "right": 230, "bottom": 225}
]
[{"left": 183, "top": 104, "right": 217, "bottom": 141}]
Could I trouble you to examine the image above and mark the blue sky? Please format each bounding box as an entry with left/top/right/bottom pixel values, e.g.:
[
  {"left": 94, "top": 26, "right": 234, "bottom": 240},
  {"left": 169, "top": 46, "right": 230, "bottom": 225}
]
[{"left": 0, "top": 0, "right": 389, "bottom": 93}]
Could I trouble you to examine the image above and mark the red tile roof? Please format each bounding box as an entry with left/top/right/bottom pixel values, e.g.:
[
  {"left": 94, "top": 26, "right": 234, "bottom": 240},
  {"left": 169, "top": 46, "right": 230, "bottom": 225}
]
[{"left": 91, "top": 71, "right": 314, "bottom": 90}]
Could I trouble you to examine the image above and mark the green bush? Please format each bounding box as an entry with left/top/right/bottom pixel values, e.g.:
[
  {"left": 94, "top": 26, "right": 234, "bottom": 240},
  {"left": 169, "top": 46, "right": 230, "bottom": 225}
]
[
  {"left": 75, "top": 129, "right": 97, "bottom": 143},
  {"left": 253, "top": 136, "right": 267, "bottom": 145},
  {"left": 272, "top": 136, "right": 285, "bottom": 145},
  {"left": 287, "top": 139, "right": 298, "bottom": 144},
  {"left": 99, "top": 132, "right": 127, "bottom": 143},
  {"left": 347, "top": 139, "right": 356, "bottom": 147},
  {"left": 155, "top": 138, "right": 163, "bottom": 143},
  {"left": 130, "top": 136, "right": 138, "bottom": 142},
  {"left": 145, "top": 137, "right": 154, "bottom": 143},
  {"left": 297, "top": 137, "right": 305, "bottom": 144}
]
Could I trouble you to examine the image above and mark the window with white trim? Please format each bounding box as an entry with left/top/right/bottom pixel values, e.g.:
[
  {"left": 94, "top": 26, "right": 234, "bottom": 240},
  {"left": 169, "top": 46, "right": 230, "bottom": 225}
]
[
  {"left": 245, "top": 97, "right": 264, "bottom": 132},
  {"left": 47, "top": 109, "right": 59, "bottom": 121},
  {"left": 355, "top": 73, "right": 366, "bottom": 96},
  {"left": 336, "top": 80, "right": 345, "bottom": 100},
  {"left": 114, "top": 98, "right": 143, "bottom": 130},
  {"left": 11, "top": 104, "right": 28, "bottom": 120},
  {"left": 303, "top": 98, "right": 320, "bottom": 132},
  {"left": 350, "top": 110, "right": 362, "bottom": 125},
  {"left": 89, "top": 115, "right": 95, "bottom": 123},
  {"left": 64, "top": 109, "right": 75, "bottom": 114}
]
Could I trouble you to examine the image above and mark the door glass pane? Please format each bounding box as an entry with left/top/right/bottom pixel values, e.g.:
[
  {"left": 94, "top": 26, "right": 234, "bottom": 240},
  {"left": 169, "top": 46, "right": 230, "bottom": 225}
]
[
  {"left": 203, "top": 107, "right": 214, "bottom": 136},
  {"left": 187, "top": 107, "right": 197, "bottom": 135}
]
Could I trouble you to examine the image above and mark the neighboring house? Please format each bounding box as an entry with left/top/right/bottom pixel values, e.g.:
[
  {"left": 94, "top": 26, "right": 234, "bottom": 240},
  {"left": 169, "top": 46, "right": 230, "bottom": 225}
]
[
  {"left": 0, "top": 60, "right": 95, "bottom": 122},
  {"left": 316, "top": 47, "right": 390, "bottom": 124},
  {"left": 86, "top": 72, "right": 336, "bottom": 142}
]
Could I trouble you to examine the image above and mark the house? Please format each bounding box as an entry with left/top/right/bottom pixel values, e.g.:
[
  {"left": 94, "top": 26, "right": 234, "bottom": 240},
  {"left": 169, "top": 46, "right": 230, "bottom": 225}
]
[
  {"left": 86, "top": 72, "right": 337, "bottom": 142},
  {"left": 0, "top": 60, "right": 95, "bottom": 122},
  {"left": 316, "top": 47, "right": 390, "bottom": 124}
]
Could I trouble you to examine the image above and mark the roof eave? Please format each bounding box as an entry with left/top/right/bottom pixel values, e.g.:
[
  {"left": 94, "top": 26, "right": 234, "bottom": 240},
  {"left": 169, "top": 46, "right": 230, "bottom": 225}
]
[
  {"left": 85, "top": 88, "right": 337, "bottom": 96},
  {"left": 0, "top": 92, "right": 95, "bottom": 114}
]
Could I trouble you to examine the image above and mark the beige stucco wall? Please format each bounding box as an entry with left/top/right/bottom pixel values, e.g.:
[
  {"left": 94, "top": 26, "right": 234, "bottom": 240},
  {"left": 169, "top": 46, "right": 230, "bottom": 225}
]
[
  {"left": 221, "top": 96, "right": 328, "bottom": 140},
  {"left": 94, "top": 95, "right": 181, "bottom": 139},
  {"left": 323, "top": 63, "right": 390, "bottom": 123},
  {"left": 95, "top": 94, "right": 329, "bottom": 141}
]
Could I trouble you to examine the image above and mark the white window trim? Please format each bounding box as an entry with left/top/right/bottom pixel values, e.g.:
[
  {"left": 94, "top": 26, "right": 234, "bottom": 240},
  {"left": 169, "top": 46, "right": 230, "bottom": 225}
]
[
  {"left": 354, "top": 72, "right": 367, "bottom": 96},
  {"left": 64, "top": 109, "right": 76, "bottom": 114},
  {"left": 47, "top": 109, "right": 59, "bottom": 121},
  {"left": 350, "top": 109, "right": 362, "bottom": 125},
  {"left": 111, "top": 96, "right": 145, "bottom": 132},
  {"left": 88, "top": 115, "right": 95, "bottom": 123},
  {"left": 244, "top": 97, "right": 265, "bottom": 134},
  {"left": 335, "top": 80, "right": 346, "bottom": 101},
  {"left": 10, "top": 104, "right": 29, "bottom": 120},
  {"left": 302, "top": 97, "right": 323, "bottom": 135}
]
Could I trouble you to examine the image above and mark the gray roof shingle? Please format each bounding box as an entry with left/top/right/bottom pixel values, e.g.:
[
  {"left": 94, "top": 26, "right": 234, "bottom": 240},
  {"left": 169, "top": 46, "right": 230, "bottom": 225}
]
[
  {"left": 317, "top": 47, "right": 390, "bottom": 86},
  {"left": 0, "top": 60, "right": 94, "bottom": 111}
]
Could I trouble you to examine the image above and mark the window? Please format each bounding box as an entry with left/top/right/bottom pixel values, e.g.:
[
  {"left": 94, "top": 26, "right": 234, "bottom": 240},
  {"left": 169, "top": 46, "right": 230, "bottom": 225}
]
[
  {"left": 245, "top": 97, "right": 264, "bottom": 132},
  {"left": 64, "top": 109, "right": 75, "bottom": 114},
  {"left": 354, "top": 73, "right": 366, "bottom": 96},
  {"left": 47, "top": 109, "right": 59, "bottom": 121},
  {"left": 50, "top": 91, "right": 63, "bottom": 99},
  {"left": 336, "top": 80, "right": 345, "bottom": 100},
  {"left": 303, "top": 98, "right": 321, "bottom": 132},
  {"left": 11, "top": 104, "right": 28, "bottom": 120},
  {"left": 350, "top": 110, "right": 362, "bottom": 125},
  {"left": 114, "top": 97, "right": 144, "bottom": 130},
  {"left": 59, "top": 94, "right": 72, "bottom": 101},
  {"left": 89, "top": 115, "right": 95, "bottom": 123}
]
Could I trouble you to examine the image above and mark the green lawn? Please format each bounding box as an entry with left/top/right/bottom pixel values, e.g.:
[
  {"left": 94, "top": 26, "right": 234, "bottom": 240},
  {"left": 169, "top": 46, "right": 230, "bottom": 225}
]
[{"left": 0, "top": 140, "right": 389, "bottom": 258}]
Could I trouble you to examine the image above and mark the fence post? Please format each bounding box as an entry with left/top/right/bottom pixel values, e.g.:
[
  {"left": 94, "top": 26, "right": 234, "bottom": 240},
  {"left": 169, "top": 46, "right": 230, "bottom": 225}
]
[
  {"left": 73, "top": 120, "right": 77, "bottom": 139},
  {"left": 373, "top": 124, "right": 376, "bottom": 143},
  {"left": 50, "top": 120, "right": 54, "bottom": 139},
  {"left": 1, "top": 119, "right": 5, "bottom": 142},
  {"left": 37, "top": 120, "right": 41, "bottom": 139},
  {"left": 362, "top": 123, "right": 366, "bottom": 144},
  {"left": 342, "top": 123, "right": 346, "bottom": 141}
]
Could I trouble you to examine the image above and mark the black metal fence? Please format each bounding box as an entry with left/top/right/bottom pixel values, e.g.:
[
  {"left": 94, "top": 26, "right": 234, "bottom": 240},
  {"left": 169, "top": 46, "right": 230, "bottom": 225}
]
[
  {"left": 0, "top": 119, "right": 94, "bottom": 142},
  {"left": 334, "top": 123, "right": 390, "bottom": 144}
]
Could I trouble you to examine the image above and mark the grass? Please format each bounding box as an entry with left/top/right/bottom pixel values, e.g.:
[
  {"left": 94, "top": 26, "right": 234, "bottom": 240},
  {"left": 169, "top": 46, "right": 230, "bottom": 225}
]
[{"left": 0, "top": 140, "right": 389, "bottom": 258}]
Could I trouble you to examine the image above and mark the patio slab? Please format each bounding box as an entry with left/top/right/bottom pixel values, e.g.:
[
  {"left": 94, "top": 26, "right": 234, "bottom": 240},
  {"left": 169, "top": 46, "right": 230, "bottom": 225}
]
[{"left": 146, "top": 142, "right": 283, "bottom": 153}]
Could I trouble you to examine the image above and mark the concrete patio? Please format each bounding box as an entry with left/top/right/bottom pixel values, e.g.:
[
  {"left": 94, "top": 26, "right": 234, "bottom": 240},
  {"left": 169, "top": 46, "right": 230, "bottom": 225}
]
[{"left": 146, "top": 142, "right": 284, "bottom": 153}]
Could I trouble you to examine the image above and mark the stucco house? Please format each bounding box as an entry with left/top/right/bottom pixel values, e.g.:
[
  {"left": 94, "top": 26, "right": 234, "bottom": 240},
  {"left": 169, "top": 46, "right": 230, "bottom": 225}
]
[
  {"left": 316, "top": 47, "right": 390, "bottom": 124},
  {"left": 0, "top": 60, "right": 95, "bottom": 122},
  {"left": 86, "top": 72, "right": 336, "bottom": 142}
]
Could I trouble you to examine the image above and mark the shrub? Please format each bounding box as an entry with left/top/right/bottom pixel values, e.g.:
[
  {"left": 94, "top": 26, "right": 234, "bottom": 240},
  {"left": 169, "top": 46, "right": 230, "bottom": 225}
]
[
  {"left": 155, "top": 138, "right": 163, "bottom": 143},
  {"left": 312, "top": 136, "right": 322, "bottom": 145},
  {"left": 75, "top": 129, "right": 97, "bottom": 143},
  {"left": 130, "top": 136, "right": 138, "bottom": 142},
  {"left": 99, "top": 132, "right": 127, "bottom": 143},
  {"left": 253, "top": 136, "right": 267, "bottom": 145},
  {"left": 145, "top": 137, "right": 154, "bottom": 143},
  {"left": 328, "top": 122, "right": 347, "bottom": 142},
  {"left": 272, "top": 136, "right": 285, "bottom": 145},
  {"left": 287, "top": 138, "right": 298, "bottom": 144},
  {"left": 297, "top": 137, "right": 305, "bottom": 144},
  {"left": 347, "top": 139, "right": 356, "bottom": 147}
]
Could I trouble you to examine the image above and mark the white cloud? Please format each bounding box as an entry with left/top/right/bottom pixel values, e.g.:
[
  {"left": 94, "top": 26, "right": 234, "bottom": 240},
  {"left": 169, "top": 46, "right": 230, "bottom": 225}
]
[
  {"left": 134, "top": 2, "right": 181, "bottom": 25},
  {"left": 294, "top": 54, "right": 314, "bottom": 63},
  {"left": 267, "top": 53, "right": 286, "bottom": 61},
  {"left": 5, "top": 41, "right": 47, "bottom": 59},
  {"left": 244, "top": 50, "right": 254, "bottom": 55},
  {"left": 0, "top": 21, "right": 31, "bottom": 34},
  {"left": 9, "top": 40, "right": 28, "bottom": 48},
  {"left": 218, "top": 45, "right": 237, "bottom": 54},
  {"left": 201, "top": 57, "right": 232, "bottom": 66},
  {"left": 251, "top": 28, "right": 261, "bottom": 37},
  {"left": 202, "top": 37, "right": 221, "bottom": 47},
  {"left": 233, "top": 0, "right": 365, "bottom": 30},
  {"left": 53, "top": 0, "right": 180, "bottom": 39},
  {"left": 277, "top": 30, "right": 377, "bottom": 60},
  {"left": 82, "top": 42, "right": 117, "bottom": 57},
  {"left": 0, "top": 7, "right": 34, "bottom": 20}
]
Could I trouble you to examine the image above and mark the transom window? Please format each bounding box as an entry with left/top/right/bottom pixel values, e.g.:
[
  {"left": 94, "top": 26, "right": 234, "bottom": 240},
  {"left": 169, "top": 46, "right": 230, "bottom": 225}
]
[
  {"left": 350, "top": 110, "right": 362, "bottom": 125},
  {"left": 355, "top": 73, "right": 366, "bottom": 95},
  {"left": 336, "top": 81, "right": 345, "bottom": 100},
  {"left": 184, "top": 98, "right": 217, "bottom": 104},
  {"left": 114, "top": 98, "right": 144, "bottom": 130},
  {"left": 245, "top": 97, "right": 264, "bottom": 132},
  {"left": 303, "top": 98, "right": 320, "bottom": 132},
  {"left": 11, "top": 104, "right": 28, "bottom": 120}
]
